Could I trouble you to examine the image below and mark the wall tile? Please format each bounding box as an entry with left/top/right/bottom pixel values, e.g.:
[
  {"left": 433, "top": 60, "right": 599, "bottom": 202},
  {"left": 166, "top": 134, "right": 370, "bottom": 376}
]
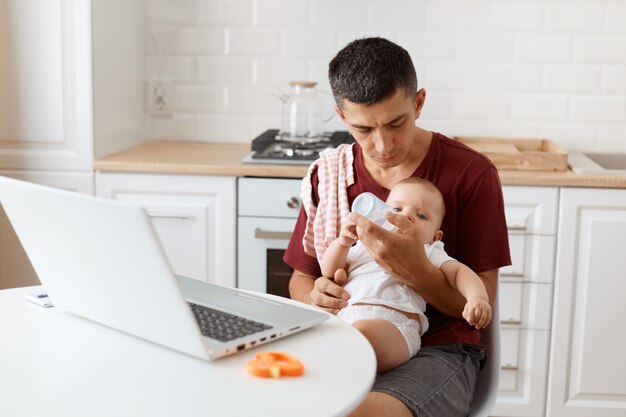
[
  {"left": 368, "top": 1, "right": 426, "bottom": 29},
  {"left": 227, "top": 86, "right": 282, "bottom": 114},
  {"left": 512, "top": 94, "right": 569, "bottom": 122},
  {"left": 546, "top": 4, "right": 604, "bottom": 34},
  {"left": 146, "top": 56, "right": 198, "bottom": 82},
  {"left": 597, "top": 126, "right": 626, "bottom": 151},
  {"left": 575, "top": 37, "right": 626, "bottom": 65},
  {"left": 176, "top": 84, "right": 225, "bottom": 113},
  {"left": 199, "top": 0, "right": 253, "bottom": 26},
  {"left": 540, "top": 124, "right": 597, "bottom": 151},
  {"left": 484, "top": 63, "right": 543, "bottom": 92},
  {"left": 488, "top": 3, "right": 544, "bottom": 32},
  {"left": 311, "top": 0, "right": 367, "bottom": 29},
  {"left": 254, "top": 58, "right": 309, "bottom": 86},
  {"left": 456, "top": 33, "right": 515, "bottom": 61},
  {"left": 197, "top": 114, "right": 252, "bottom": 141},
  {"left": 420, "top": 91, "right": 452, "bottom": 119},
  {"left": 151, "top": 28, "right": 225, "bottom": 55},
  {"left": 571, "top": 96, "right": 626, "bottom": 123},
  {"left": 228, "top": 28, "right": 281, "bottom": 56},
  {"left": 427, "top": 1, "right": 490, "bottom": 31},
  {"left": 544, "top": 65, "right": 601, "bottom": 93},
  {"left": 515, "top": 34, "right": 572, "bottom": 63},
  {"left": 605, "top": 6, "right": 626, "bottom": 35},
  {"left": 602, "top": 67, "right": 626, "bottom": 94},
  {"left": 452, "top": 92, "right": 511, "bottom": 120},
  {"left": 254, "top": 0, "right": 309, "bottom": 27},
  {"left": 144, "top": 114, "right": 197, "bottom": 140},
  {"left": 146, "top": 0, "right": 199, "bottom": 26},
  {"left": 282, "top": 29, "right": 338, "bottom": 57},
  {"left": 398, "top": 31, "right": 456, "bottom": 60},
  {"left": 199, "top": 57, "right": 253, "bottom": 85}
]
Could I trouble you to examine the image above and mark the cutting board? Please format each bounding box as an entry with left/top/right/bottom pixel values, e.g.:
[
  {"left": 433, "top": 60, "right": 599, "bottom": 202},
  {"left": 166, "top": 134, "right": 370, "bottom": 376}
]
[{"left": 455, "top": 136, "right": 568, "bottom": 172}]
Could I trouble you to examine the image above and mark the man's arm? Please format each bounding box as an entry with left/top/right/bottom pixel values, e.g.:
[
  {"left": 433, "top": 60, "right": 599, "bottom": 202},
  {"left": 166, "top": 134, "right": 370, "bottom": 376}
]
[{"left": 289, "top": 268, "right": 349, "bottom": 314}]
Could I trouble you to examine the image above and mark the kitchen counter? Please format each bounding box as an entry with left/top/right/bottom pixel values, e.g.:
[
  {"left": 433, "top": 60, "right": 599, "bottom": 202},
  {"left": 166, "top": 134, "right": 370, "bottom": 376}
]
[{"left": 94, "top": 140, "right": 626, "bottom": 188}]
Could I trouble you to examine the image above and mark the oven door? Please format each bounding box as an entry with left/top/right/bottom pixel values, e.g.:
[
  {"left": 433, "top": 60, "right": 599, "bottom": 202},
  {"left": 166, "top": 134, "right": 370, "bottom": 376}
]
[{"left": 237, "top": 217, "right": 296, "bottom": 298}]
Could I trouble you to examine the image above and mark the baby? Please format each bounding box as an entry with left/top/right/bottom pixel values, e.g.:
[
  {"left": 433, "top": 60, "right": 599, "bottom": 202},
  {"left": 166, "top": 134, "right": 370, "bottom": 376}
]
[{"left": 321, "top": 177, "right": 492, "bottom": 372}]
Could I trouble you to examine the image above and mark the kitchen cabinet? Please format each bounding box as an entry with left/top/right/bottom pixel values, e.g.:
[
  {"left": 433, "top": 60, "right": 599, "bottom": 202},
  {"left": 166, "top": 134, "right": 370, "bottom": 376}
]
[
  {"left": 494, "top": 186, "right": 559, "bottom": 417},
  {"left": 95, "top": 172, "right": 236, "bottom": 287},
  {"left": 0, "top": 0, "right": 144, "bottom": 288},
  {"left": 547, "top": 188, "right": 626, "bottom": 417}
]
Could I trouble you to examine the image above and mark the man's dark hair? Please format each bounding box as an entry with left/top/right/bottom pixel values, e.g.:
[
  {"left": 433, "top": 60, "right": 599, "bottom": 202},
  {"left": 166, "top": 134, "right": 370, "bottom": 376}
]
[{"left": 328, "top": 37, "right": 417, "bottom": 108}]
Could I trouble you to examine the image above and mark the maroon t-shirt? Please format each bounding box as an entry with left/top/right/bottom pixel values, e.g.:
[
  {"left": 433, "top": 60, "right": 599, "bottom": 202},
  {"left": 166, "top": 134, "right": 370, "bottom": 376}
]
[{"left": 283, "top": 132, "right": 511, "bottom": 347}]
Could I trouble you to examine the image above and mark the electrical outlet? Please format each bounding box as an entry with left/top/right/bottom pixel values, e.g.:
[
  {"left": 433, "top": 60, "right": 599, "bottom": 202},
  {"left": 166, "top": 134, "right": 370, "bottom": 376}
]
[{"left": 147, "top": 81, "right": 173, "bottom": 117}]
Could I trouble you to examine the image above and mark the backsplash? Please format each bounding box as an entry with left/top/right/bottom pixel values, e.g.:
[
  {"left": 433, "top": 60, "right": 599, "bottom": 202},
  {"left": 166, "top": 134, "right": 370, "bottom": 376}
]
[{"left": 145, "top": 0, "right": 626, "bottom": 152}]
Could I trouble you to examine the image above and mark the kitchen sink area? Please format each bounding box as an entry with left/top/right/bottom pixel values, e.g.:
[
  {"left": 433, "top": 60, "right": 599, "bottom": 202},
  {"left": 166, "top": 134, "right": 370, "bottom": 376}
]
[{"left": 568, "top": 152, "right": 626, "bottom": 175}]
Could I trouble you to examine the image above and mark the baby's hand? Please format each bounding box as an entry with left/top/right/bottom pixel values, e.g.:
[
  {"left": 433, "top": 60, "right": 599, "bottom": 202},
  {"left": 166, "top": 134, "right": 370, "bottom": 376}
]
[
  {"left": 338, "top": 220, "right": 357, "bottom": 248},
  {"left": 462, "top": 297, "right": 492, "bottom": 329}
]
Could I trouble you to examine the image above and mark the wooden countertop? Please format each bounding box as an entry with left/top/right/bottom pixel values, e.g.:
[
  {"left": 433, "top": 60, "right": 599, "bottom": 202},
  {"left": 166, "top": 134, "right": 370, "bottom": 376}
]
[{"left": 94, "top": 141, "right": 626, "bottom": 189}]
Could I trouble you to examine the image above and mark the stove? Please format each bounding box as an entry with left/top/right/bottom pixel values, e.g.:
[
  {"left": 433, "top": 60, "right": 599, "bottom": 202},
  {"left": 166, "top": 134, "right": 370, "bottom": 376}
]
[{"left": 242, "top": 129, "right": 354, "bottom": 165}]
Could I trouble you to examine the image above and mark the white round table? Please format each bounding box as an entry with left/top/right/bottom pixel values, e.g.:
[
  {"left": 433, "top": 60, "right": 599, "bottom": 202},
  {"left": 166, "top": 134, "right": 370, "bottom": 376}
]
[{"left": 0, "top": 286, "right": 376, "bottom": 417}]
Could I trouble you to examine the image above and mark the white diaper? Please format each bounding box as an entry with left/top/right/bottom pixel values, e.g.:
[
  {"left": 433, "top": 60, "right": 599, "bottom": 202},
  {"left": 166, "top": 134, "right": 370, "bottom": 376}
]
[{"left": 337, "top": 304, "right": 422, "bottom": 359}]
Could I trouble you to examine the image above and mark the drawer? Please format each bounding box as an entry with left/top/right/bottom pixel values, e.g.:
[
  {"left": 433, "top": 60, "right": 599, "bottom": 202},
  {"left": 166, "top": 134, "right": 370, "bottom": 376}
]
[
  {"left": 500, "top": 234, "right": 555, "bottom": 283},
  {"left": 495, "top": 329, "right": 550, "bottom": 417},
  {"left": 238, "top": 177, "right": 302, "bottom": 218},
  {"left": 499, "top": 281, "right": 553, "bottom": 330},
  {"left": 503, "top": 186, "right": 559, "bottom": 235}
]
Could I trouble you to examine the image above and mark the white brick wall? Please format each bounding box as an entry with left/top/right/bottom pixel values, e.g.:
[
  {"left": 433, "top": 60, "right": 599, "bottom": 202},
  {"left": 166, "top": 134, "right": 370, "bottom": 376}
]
[{"left": 145, "top": 0, "right": 626, "bottom": 152}]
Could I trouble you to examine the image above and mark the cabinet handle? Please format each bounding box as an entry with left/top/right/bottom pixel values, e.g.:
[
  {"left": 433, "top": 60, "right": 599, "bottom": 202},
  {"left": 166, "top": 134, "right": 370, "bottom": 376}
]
[
  {"left": 254, "top": 228, "right": 293, "bottom": 240},
  {"left": 501, "top": 272, "right": 524, "bottom": 278},
  {"left": 507, "top": 225, "right": 527, "bottom": 232},
  {"left": 501, "top": 319, "right": 522, "bottom": 325},
  {"left": 501, "top": 365, "right": 519, "bottom": 371},
  {"left": 286, "top": 197, "right": 300, "bottom": 209},
  {"left": 146, "top": 211, "right": 191, "bottom": 219}
]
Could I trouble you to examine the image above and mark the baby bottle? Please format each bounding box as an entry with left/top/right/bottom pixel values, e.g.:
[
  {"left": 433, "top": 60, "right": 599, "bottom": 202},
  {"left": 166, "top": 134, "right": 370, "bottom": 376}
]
[{"left": 351, "top": 192, "right": 397, "bottom": 231}]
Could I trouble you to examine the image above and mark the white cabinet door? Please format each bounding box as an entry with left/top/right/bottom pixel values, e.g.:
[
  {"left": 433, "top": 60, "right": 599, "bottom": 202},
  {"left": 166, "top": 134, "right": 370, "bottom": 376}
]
[
  {"left": 0, "top": 0, "right": 93, "bottom": 171},
  {"left": 0, "top": 171, "right": 94, "bottom": 289},
  {"left": 96, "top": 173, "right": 236, "bottom": 287},
  {"left": 548, "top": 188, "right": 626, "bottom": 417}
]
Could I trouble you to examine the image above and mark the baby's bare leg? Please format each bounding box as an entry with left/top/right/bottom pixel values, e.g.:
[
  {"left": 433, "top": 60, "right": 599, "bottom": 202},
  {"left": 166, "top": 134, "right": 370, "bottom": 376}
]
[{"left": 353, "top": 318, "right": 409, "bottom": 372}]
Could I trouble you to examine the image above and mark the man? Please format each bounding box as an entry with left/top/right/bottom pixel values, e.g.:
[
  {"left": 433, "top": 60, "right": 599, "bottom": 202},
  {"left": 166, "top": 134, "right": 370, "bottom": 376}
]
[{"left": 284, "top": 37, "right": 511, "bottom": 417}]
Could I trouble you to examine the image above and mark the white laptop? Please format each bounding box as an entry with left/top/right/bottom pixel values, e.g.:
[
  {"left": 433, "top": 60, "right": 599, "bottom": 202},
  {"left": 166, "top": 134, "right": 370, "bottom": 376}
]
[{"left": 0, "top": 176, "right": 327, "bottom": 360}]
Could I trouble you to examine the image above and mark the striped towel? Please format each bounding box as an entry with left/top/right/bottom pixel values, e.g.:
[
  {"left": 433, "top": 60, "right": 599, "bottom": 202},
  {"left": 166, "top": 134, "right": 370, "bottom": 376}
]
[{"left": 300, "top": 143, "right": 355, "bottom": 264}]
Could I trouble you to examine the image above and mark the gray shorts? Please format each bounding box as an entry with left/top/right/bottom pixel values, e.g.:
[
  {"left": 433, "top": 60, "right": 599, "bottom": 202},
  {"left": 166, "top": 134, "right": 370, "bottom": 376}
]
[{"left": 372, "top": 343, "right": 485, "bottom": 417}]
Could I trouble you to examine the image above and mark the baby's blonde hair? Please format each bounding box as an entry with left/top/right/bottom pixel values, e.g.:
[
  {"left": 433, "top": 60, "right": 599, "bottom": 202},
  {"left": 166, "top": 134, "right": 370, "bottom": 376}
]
[{"left": 393, "top": 177, "right": 446, "bottom": 225}]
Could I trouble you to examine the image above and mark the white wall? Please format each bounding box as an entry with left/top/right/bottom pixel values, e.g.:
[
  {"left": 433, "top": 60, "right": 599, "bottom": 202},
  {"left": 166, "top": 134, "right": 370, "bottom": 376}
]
[{"left": 144, "top": 0, "right": 626, "bottom": 152}]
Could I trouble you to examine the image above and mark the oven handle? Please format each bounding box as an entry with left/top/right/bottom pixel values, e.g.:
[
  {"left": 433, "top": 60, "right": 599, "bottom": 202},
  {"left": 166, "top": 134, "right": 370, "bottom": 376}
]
[{"left": 254, "top": 228, "right": 293, "bottom": 240}]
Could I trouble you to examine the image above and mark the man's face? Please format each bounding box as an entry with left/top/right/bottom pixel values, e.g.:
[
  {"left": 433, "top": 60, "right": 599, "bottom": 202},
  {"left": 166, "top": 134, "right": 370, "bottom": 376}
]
[{"left": 335, "top": 88, "right": 424, "bottom": 169}]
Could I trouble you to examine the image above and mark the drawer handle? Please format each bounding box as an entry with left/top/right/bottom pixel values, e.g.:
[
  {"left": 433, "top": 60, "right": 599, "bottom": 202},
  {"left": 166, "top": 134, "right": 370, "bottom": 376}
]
[
  {"left": 501, "top": 319, "right": 522, "bottom": 325},
  {"left": 501, "top": 272, "right": 524, "bottom": 278},
  {"left": 507, "top": 225, "right": 526, "bottom": 231},
  {"left": 254, "top": 228, "right": 293, "bottom": 240},
  {"left": 286, "top": 197, "right": 300, "bottom": 209},
  {"left": 501, "top": 365, "right": 519, "bottom": 371},
  {"left": 146, "top": 211, "right": 191, "bottom": 219}
]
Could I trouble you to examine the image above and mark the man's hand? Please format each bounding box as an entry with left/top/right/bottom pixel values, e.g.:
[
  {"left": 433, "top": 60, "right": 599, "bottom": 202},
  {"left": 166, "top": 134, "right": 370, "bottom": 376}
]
[
  {"left": 309, "top": 268, "right": 350, "bottom": 315},
  {"left": 462, "top": 297, "right": 492, "bottom": 329},
  {"left": 348, "top": 211, "right": 469, "bottom": 318},
  {"left": 349, "top": 211, "right": 433, "bottom": 286}
]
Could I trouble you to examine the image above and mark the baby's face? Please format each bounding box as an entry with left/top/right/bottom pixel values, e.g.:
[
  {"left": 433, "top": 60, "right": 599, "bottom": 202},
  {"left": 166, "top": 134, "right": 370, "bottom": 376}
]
[{"left": 386, "top": 183, "right": 444, "bottom": 244}]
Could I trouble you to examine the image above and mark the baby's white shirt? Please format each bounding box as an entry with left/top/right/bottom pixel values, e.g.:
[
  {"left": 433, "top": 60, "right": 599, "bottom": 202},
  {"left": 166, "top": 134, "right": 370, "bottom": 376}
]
[{"left": 344, "top": 240, "right": 454, "bottom": 332}]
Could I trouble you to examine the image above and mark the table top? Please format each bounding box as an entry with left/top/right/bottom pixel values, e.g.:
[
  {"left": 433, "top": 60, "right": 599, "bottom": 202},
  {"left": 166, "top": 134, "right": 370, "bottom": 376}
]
[{"left": 0, "top": 286, "right": 376, "bottom": 417}]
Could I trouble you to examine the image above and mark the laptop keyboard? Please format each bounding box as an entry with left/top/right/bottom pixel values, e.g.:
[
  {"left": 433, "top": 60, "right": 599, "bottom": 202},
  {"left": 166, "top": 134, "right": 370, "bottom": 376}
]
[{"left": 188, "top": 302, "right": 273, "bottom": 342}]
